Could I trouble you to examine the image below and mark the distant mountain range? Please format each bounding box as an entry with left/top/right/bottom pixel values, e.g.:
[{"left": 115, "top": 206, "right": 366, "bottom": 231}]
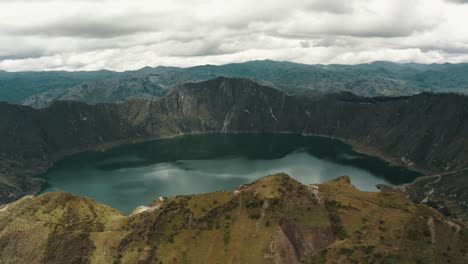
[{"left": 1, "top": 60, "right": 468, "bottom": 107}]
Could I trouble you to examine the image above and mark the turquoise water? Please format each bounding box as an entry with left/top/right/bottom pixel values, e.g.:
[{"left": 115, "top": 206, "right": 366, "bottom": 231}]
[{"left": 41, "top": 134, "right": 421, "bottom": 213}]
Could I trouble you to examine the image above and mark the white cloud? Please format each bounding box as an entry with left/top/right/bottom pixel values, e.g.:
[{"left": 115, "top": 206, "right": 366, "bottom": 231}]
[{"left": 0, "top": 0, "right": 467, "bottom": 71}]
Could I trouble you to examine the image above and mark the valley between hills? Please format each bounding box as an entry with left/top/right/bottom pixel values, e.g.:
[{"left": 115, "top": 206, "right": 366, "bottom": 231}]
[{"left": 0, "top": 77, "right": 467, "bottom": 263}]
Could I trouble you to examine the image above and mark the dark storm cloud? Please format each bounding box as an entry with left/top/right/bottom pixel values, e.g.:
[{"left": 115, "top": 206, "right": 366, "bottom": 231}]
[
  {"left": 272, "top": 23, "right": 429, "bottom": 39},
  {"left": 419, "top": 45, "right": 468, "bottom": 54},
  {"left": 6, "top": 14, "right": 159, "bottom": 38},
  {"left": 300, "top": 41, "right": 311, "bottom": 48},
  {"left": 27, "top": 22, "right": 149, "bottom": 38},
  {"left": 446, "top": 0, "right": 468, "bottom": 3},
  {"left": 0, "top": 51, "right": 44, "bottom": 61},
  {"left": 312, "top": 38, "right": 359, "bottom": 48},
  {"left": 305, "top": 0, "right": 355, "bottom": 14}
]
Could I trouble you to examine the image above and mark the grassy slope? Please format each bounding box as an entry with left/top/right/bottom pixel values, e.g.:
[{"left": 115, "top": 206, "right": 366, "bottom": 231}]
[
  {"left": 0, "top": 174, "right": 466, "bottom": 264},
  {"left": 317, "top": 176, "right": 468, "bottom": 263}
]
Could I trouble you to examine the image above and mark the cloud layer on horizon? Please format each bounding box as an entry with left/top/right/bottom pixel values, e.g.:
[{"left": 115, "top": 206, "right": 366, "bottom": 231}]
[{"left": 0, "top": 0, "right": 467, "bottom": 71}]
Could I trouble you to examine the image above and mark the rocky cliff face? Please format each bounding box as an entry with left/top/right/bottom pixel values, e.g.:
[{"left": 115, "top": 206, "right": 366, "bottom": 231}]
[
  {"left": 0, "top": 174, "right": 466, "bottom": 264},
  {"left": 1, "top": 77, "right": 467, "bottom": 217}
]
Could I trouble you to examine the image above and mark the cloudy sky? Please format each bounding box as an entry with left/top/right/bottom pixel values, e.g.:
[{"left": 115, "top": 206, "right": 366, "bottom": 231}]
[{"left": 1, "top": 0, "right": 468, "bottom": 71}]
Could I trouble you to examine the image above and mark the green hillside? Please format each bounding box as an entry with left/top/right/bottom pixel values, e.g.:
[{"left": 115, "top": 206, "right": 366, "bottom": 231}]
[{"left": 0, "top": 173, "right": 466, "bottom": 264}]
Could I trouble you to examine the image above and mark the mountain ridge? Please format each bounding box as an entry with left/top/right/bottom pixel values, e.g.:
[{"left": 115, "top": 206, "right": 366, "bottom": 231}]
[
  {"left": 1, "top": 77, "right": 467, "bottom": 219},
  {"left": 2, "top": 60, "right": 468, "bottom": 106},
  {"left": 0, "top": 173, "right": 467, "bottom": 264}
]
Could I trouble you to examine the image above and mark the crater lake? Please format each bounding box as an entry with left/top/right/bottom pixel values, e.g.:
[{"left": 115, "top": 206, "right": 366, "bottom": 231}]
[{"left": 40, "top": 134, "right": 421, "bottom": 213}]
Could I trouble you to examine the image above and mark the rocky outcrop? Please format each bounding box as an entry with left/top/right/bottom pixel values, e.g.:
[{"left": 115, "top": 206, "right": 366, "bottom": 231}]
[
  {"left": 1, "top": 77, "right": 467, "bottom": 216},
  {"left": 273, "top": 218, "right": 335, "bottom": 263}
]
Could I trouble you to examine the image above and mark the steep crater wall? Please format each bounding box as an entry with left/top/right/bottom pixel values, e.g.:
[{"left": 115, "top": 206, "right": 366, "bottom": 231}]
[{"left": 1, "top": 77, "right": 467, "bottom": 215}]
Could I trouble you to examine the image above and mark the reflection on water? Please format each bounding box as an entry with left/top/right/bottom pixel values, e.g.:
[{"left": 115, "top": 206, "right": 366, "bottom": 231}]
[{"left": 41, "top": 134, "right": 421, "bottom": 213}]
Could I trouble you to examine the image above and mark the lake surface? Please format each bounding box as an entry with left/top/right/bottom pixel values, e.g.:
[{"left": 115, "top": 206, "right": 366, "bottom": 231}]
[{"left": 41, "top": 134, "right": 421, "bottom": 213}]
